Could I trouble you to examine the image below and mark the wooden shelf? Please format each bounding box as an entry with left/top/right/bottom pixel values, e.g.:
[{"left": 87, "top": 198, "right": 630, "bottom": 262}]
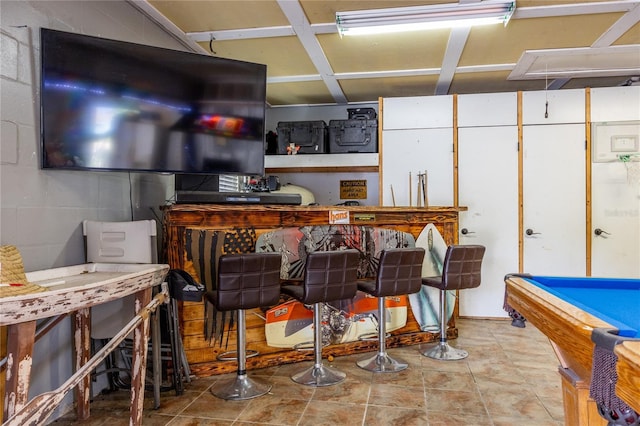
[{"left": 265, "top": 153, "right": 379, "bottom": 173}]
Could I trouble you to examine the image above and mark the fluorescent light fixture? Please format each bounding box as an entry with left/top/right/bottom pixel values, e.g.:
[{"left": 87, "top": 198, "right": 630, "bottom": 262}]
[{"left": 336, "top": 0, "right": 516, "bottom": 36}]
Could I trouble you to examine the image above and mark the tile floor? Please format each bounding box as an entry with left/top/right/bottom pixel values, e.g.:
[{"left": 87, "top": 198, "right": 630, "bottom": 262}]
[{"left": 54, "top": 319, "right": 564, "bottom": 425}]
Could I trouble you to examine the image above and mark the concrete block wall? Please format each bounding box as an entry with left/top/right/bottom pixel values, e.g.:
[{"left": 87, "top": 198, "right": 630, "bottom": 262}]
[
  {"left": 0, "top": 1, "right": 184, "bottom": 418},
  {"left": 1, "top": 0, "right": 179, "bottom": 271}
]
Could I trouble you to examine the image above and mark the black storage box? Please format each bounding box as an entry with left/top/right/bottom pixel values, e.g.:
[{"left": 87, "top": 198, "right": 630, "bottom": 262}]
[
  {"left": 167, "top": 269, "right": 205, "bottom": 302},
  {"left": 328, "top": 119, "right": 378, "bottom": 153},
  {"left": 347, "top": 108, "right": 377, "bottom": 120},
  {"left": 277, "top": 121, "right": 328, "bottom": 154}
]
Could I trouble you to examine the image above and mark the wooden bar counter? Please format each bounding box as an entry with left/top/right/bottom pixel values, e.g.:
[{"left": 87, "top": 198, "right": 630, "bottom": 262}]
[{"left": 163, "top": 204, "right": 466, "bottom": 377}]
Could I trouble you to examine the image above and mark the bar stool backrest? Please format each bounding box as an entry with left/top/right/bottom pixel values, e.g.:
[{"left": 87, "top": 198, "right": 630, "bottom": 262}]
[
  {"left": 373, "top": 248, "right": 425, "bottom": 297},
  {"left": 439, "top": 245, "right": 486, "bottom": 290},
  {"left": 216, "top": 252, "right": 282, "bottom": 311},
  {"left": 301, "top": 249, "right": 359, "bottom": 304}
]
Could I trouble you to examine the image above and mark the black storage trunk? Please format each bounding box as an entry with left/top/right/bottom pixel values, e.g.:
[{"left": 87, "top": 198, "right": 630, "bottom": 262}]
[
  {"left": 347, "top": 108, "right": 377, "bottom": 120},
  {"left": 276, "top": 121, "right": 327, "bottom": 154},
  {"left": 328, "top": 119, "right": 378, "bottom": 153}
]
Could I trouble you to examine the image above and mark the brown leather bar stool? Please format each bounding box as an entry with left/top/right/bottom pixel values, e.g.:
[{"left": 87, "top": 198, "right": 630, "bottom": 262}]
[
  {"left": 420, "top": 245, "right": 485, "bottom": 360},
  {"left": 281, "top": 249, "right": 359, "bottom": 386},
  {"left": 205, "top": 252, "right": 282, "bottom": 400},
  {"left": 356, "top": 248, "right": 425, "bottom": 372}
]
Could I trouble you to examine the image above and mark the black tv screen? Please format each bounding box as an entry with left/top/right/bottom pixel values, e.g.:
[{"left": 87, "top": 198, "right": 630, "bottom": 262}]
[{"left": 40, "top": 28, "right": 266, "bottom": 175}]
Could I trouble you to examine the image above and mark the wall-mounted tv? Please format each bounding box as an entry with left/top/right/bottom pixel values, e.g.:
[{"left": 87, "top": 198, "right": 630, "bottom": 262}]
[{"left": 40, "top": 28, "right": 267, "bottom": 176}]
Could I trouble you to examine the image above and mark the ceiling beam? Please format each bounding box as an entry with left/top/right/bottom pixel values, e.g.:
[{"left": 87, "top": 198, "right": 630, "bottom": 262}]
[
  {"left": 434, "top": 0, "right": 479, "bottom": 95},
  {"left": 593, "top": 3, "right": 640, "bottom": 47},
  {"left": 435, "top": 27, "right": 471, "bottom": 95},
  {"left": 270, "top": 63, "right": 515, "bottom": 84},
  {"left": 188, "top": 26, "right": 295, "bottom": 42},
  {"left": 276, "top": 0, "right": 347, "bottom": 104}
]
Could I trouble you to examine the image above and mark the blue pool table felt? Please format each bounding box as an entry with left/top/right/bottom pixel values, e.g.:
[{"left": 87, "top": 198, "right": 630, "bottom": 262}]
[{"left": 524, "top": 276, "right": 640, "bottom": 338}]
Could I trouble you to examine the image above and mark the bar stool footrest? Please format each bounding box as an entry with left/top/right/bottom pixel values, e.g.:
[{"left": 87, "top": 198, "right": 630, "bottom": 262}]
[
  {"left": 357, "top": 331, "right": 391, "bottom": 341},
  {"left": 293, "top": 339, "right": 330, "bottom": 351},
  {"left": 216, "top": 349, "right": 259, "bottom": 361}
]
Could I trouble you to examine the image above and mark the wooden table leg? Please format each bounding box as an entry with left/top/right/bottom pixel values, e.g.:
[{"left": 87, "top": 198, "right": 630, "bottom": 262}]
[
  {"left": 152, "top": 303, "right": 161, "bottom": 409},
  {"left": 3, "top": 321, "right": 36, "bottom": 421},
  {"left": 130, "top": 288, "right": 152, "bottom": 425},
  {"left": 73, "top": 308, "right": 91, "bottom": 421}
]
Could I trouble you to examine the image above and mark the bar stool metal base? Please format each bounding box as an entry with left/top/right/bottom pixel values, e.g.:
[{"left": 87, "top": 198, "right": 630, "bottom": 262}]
[
  {"left": 420, "top": 341, "right": 468, "bottom": 361},
  {"left": 357, "top": 352, "right": 408, "bottom": 372},
  {"left": 356, "top": 296, "right": 408, "bottom": 372},
  {"left": 290, "top": 302, "right": 347, "bottom": 386},
  {"left": 210, "top": 373, "right": 272, "bottom": 400},
  {"left": 291, "top": 364, "right": 346, "bottom": 386}
]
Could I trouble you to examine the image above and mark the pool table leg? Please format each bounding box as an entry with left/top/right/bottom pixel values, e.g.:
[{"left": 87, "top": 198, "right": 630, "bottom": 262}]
[
  {"left": 558, "top": 368, "right": 607, "bottom": 426},
  {"left": 548, "top": 340, "right": 608, "bottom": 426}
]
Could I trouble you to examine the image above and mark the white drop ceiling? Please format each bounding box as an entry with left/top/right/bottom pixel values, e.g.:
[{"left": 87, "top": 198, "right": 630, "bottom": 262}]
[{"left": 130, "top": 0, "right": 640, "bottom": 106}]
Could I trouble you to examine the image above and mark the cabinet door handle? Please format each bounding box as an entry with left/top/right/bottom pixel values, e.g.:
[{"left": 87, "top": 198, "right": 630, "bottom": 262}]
[
  {"left": 460, "top": 228, "right": 475, "bottom": 235},
  {"left": 594, "top": 228, "right": 610, "bottom": 236},
  {"left": 525, "top": 228, "right": 541, "bottom": 236}
]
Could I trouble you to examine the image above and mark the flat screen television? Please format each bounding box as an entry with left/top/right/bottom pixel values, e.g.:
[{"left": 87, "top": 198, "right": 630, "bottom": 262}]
[{"left": 40, "top": 28, "right": 267, "bottom": 176}]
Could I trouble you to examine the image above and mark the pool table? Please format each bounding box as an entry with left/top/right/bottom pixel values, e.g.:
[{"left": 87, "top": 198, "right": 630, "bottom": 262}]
[{"left": 504, "top": 274, "right": 640, "bottom": 426}]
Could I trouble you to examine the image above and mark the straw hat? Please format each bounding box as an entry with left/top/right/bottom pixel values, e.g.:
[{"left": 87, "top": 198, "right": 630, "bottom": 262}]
[{"left": 0, "top": 245, "right": 46, "bottom": 297}]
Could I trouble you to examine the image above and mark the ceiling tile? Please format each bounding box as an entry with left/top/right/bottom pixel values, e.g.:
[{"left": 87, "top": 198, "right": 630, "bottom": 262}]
[
  {"left": 319, "top": 30, "right": 449, "bottom": 73},
  {"left": 450, "top": 70, "right": 545, "bottom": 94},
  {"left": 460, "top": 13, "right": 624, "bottom": 67},
  {"left": 615, "top": 21, "right": 640, "bottom": 44},
  {"left": 299, "top": 0, "right": 445, "bottom": 24},
  {"left": 340, "top": 75, "right": 440, "bottom": 101},
  {"left": 197, "top": 37, "right": 318, "bottom": 77},
  {"left": 141, "top": 0, "right": 640, "bottom": 106},
  {"left": 267, "top": 81, "right": 335, "bottom": 106},
  {"left": 149, "top": 0, "right": 288, "bottom": 31}
]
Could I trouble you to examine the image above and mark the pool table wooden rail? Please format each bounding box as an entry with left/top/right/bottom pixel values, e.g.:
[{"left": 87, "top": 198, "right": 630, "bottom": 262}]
[
  {"left": 615, "top": 340, "right": 640, "bottom": 413},
  {"left": 504, "top": 275, "right": 612, "bottom": 379},
  {"left": 504, "top": 274, "right": 640, "bottom": 426}
]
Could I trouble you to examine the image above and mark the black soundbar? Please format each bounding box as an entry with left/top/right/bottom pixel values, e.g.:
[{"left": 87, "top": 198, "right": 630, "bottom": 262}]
[{"left": 174, "top": 191, "right": 302, "bottom": 205}]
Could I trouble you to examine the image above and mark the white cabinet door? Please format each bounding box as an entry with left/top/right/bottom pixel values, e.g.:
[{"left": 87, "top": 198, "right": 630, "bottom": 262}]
[
  {"left": 523, "top": 124, "right": 586, "bottom": 275},
  {"left": 591, "top": 161, "right": 640, "bottom": 278},
  {"left": 590, "top": 87, "right": 640, "bottom": 278},
  {"left": 458, "top": 126, "right": 518, "bottom": 318},
  {"left": 383, "top": 96, "right": 453, "bottom": 130},
  {"left": 381, "top": 128, "right": 453, "bottom": 206}
]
